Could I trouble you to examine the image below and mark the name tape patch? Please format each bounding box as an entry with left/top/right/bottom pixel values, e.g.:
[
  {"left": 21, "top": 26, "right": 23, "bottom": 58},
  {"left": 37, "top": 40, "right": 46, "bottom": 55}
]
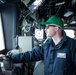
[{"left": 57, "top": 53, "right": 66, "bottom": 58}]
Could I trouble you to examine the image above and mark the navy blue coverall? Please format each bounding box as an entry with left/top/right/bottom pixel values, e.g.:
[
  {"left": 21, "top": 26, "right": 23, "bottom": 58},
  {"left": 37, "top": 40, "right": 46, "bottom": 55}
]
[{"left": 12, "top": 31, "right": 76, "bottom": 75}]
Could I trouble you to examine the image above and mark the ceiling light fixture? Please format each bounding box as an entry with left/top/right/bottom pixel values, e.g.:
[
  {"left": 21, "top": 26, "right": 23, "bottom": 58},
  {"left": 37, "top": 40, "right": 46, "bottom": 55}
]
[
  {"left": 29, "top": 0, "right": 44, "bottom": 13},
  {"left": 55, "top": 1, "right": 65, "bottom": 6},
  {"left": 64, "top": 11, "right": 73, "bottom": 17},
  {"left": 0, "top": 0, "right": 6, "bottom": 4}
]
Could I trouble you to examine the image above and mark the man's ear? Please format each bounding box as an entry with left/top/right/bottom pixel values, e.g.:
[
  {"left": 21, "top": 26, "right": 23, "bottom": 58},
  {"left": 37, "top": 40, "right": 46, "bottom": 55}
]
[{"left": 55, "top": 26, "right": 59, "bottom": 31}]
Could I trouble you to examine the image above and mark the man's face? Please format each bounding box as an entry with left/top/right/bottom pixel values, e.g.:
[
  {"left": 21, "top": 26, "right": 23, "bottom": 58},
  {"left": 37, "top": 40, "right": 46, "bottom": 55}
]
[{"left": 45, "top": 25, "right": 56, "bottom": 37}]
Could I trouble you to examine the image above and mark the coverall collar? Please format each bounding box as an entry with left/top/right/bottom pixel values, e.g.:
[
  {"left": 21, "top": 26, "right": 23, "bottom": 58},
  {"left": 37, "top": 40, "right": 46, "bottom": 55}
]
[{"left": 46, "top": 30, "right": 67, "bottom": 49}]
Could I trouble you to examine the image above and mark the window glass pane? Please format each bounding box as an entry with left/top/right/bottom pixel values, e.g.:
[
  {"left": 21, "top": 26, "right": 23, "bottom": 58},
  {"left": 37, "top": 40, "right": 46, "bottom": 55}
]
[
  {"left": 64, "top": 30, "right": 74, "bottom": 38},
  {"left": 0, "top": 13, "right": 5, "bottom": 50}
]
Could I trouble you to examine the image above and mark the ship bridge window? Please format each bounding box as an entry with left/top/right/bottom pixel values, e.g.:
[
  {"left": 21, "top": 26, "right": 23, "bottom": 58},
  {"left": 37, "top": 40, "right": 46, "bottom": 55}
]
[
  {"left": 0, "top": 13, "right": 5, "bottom": 50},
  {"left": 64, "top": 30, "right": 74, "bottom": 38}
]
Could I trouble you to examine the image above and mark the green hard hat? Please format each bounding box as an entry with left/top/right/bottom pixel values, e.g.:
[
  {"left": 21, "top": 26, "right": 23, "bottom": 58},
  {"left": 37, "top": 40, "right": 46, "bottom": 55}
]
[{"left": 40, "top": 16, "right": 64, "bottom": 29}]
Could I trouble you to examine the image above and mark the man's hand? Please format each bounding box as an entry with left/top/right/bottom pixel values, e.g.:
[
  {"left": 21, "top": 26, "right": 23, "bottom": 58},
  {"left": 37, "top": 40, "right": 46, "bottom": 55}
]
[{"left": 0, "top": 54, "right": 5, "bottom": 57}]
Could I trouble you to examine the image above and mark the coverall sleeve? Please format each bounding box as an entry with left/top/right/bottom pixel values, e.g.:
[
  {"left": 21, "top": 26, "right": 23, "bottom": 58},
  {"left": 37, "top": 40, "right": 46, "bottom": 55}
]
[
  {"left": 72, "top": 46, "right": 76, "bottom": 66},
  {"left": 70, "top": 41, "right": 76, "bottom": 75},
  {"left": 11, "top": 46, "right": 44, "bottom": 63}
]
